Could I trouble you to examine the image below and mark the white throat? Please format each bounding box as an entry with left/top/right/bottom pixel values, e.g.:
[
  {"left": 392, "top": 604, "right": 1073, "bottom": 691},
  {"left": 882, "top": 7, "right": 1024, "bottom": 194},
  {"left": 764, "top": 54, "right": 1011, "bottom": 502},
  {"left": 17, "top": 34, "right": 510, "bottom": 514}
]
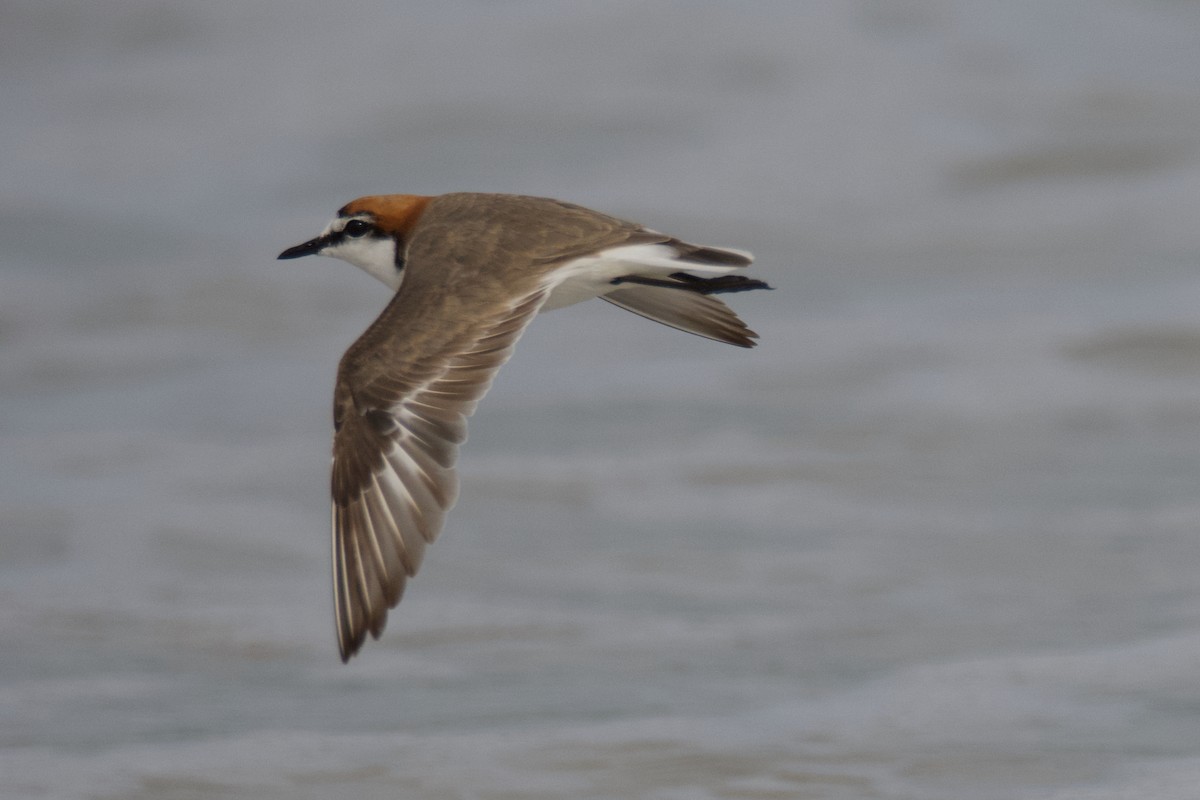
[{"left": 320, "top": 226, "right": 404, "bottom": 291}]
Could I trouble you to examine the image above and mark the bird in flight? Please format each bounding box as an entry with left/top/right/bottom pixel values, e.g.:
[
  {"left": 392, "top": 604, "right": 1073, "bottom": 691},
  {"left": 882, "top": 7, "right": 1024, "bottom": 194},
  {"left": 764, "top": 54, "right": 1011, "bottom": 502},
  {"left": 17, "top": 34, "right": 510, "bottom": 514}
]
[{"left": 279, "top": 192, "right": 770, "bottom": 661}]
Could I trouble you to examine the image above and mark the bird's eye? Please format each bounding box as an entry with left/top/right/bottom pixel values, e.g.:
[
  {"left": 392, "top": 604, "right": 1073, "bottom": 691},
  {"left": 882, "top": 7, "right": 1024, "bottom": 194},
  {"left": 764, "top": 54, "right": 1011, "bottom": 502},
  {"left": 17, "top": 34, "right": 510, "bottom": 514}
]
[{"left": 343, "top": 219, "right": 373, "bottom": 238}]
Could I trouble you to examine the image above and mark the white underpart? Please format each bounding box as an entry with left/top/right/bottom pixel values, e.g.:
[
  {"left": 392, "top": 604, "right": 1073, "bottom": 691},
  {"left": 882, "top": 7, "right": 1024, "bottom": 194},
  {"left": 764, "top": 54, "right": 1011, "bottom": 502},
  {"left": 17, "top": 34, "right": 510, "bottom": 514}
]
[
  {"left": 541, "top": 242, "right": 752, "bottom": 311},
  {"left": 318, "top": 217, "right": 405, "bottom": 290}
]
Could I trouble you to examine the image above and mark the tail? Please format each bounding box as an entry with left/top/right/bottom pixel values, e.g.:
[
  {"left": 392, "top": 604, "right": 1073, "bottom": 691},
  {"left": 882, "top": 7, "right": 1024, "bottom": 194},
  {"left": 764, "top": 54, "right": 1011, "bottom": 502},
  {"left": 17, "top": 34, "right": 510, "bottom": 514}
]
[{"left": 600, "top": 234, "right": 770, "bottom": 347}]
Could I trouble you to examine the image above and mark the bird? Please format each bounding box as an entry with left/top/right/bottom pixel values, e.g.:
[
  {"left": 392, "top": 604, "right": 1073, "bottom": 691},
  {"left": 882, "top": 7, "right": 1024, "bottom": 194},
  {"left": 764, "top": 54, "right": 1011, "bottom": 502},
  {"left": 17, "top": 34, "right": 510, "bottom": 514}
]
[{"left": 278, "top": 192, "right": 770, "bottom": 661}]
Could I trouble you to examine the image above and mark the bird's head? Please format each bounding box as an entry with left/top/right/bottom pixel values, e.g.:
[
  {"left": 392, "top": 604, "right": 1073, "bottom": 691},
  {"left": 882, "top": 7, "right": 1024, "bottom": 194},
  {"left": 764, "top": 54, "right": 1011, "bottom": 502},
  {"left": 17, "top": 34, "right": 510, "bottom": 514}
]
[{"left": 278, "top": 194, "right": 431, "bottom": 291}]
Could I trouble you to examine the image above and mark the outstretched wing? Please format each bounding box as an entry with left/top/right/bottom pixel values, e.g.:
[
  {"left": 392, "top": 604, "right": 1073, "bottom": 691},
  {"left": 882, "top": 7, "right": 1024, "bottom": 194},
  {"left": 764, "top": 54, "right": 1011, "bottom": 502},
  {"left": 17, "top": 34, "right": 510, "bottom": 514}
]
[{"left": 330, "top": 288, "right": 548, "bottom": 661}]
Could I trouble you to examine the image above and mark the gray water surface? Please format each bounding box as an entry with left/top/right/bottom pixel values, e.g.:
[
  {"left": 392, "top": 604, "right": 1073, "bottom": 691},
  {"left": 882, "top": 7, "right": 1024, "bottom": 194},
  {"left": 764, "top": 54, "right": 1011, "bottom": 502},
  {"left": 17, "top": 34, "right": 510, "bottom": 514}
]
[{"left": 3, "top": 2, "right": 1200, "bottom": 798}]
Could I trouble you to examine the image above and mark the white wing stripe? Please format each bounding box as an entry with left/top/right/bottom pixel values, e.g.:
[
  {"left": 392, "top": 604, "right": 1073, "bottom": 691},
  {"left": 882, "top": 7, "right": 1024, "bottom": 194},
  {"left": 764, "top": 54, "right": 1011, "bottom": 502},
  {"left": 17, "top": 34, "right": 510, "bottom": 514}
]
[
  {"left": 347, "top": 511, "right": 378, "bottom": 622},
  {"left": 374, "top": 460, "right": 433, "bottom": 550},
  {"left": 356, "top": 486, "right": 401, "bottom": 599},
  {"left": 365, "top": 474, "right": 415, "bottom": 579},
  {"left": 332, "top": 504, "right": 351, "bottom": 656},
  {"left": 384, "top": 453, "right": 444, "bottom": 521}
]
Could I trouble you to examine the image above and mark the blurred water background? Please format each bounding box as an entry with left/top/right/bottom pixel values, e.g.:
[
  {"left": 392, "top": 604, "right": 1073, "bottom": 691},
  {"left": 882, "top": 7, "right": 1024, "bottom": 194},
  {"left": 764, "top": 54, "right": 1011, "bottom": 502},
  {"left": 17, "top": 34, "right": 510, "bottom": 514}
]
[{"left": 3, "top": 2, "right": 1200, "bottom": 798}]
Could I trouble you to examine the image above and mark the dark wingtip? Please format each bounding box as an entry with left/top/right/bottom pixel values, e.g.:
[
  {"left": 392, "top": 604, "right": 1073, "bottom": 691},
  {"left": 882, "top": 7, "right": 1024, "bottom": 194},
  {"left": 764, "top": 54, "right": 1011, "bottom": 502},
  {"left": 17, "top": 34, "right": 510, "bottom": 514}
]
[
  {"left": 338, "top": 633, "right": 362, "bottom": 663},
  {"left": 724, "top": 327, "right": 760, "bottom": 348}
]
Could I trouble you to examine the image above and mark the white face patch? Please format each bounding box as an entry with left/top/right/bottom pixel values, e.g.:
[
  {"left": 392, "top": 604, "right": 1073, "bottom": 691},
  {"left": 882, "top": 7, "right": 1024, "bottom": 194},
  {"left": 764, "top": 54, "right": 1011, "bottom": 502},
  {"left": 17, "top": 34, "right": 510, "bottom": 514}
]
[{"left": 318, "top": 216, "right": 404, "bottom": 291}]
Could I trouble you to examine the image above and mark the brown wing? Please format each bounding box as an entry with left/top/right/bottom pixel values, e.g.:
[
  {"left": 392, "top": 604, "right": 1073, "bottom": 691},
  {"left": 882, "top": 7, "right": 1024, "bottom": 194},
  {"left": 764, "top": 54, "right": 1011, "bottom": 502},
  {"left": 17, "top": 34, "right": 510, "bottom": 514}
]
[
  {"left": 601, "top": 285, "right": 760, "bottom": 347},
  {"left": 330, "top": 287, "right": 549, "bottom": 661}
]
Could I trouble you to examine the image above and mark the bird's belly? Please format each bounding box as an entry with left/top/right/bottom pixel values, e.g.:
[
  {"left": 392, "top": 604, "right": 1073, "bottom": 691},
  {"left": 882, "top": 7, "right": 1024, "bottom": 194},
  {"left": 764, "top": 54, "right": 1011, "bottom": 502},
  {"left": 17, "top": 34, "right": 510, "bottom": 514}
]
[
  {"left": 542, "top": 272, "right": 617, "bottom": 310},
  {"left": 539, "top": 253, "right": 634, "bottom": 311}
]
